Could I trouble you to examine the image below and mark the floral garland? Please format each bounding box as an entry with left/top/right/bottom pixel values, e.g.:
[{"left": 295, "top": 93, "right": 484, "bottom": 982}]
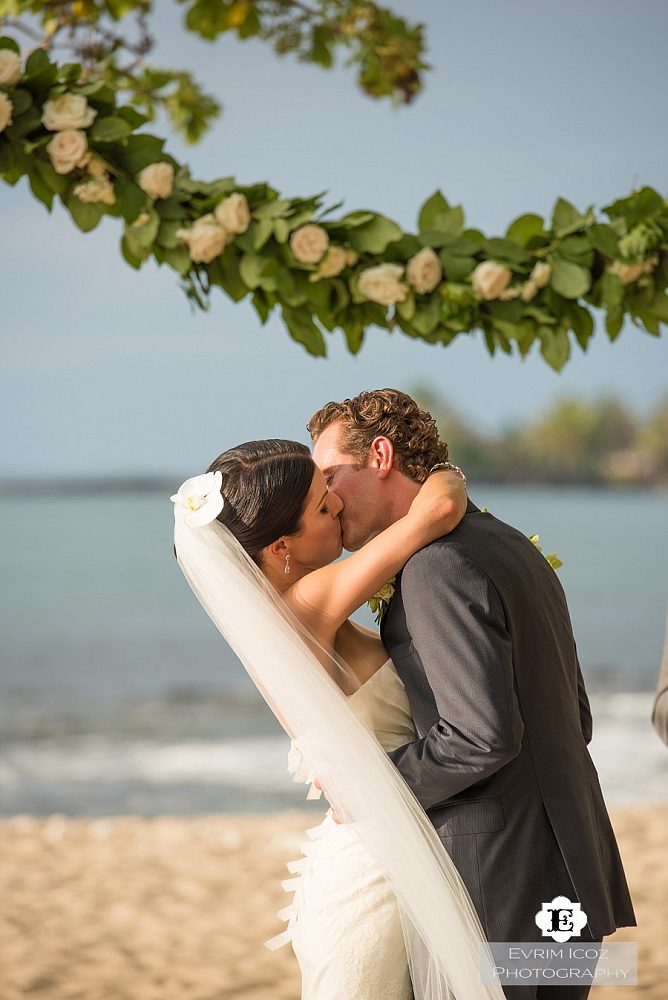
[{"left": 1, "top": 37, "right": 667, "bottom": 370}]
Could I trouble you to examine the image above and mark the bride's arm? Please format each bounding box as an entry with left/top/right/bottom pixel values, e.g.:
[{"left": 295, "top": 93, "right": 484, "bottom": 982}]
[{"left": 286, "top": 469, "right": 467, "bottom": 629}]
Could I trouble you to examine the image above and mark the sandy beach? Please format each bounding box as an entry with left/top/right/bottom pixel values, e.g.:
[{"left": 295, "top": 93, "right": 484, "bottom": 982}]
[{"left": 0, "top": 805, "right": 665, "bottom": 1000}]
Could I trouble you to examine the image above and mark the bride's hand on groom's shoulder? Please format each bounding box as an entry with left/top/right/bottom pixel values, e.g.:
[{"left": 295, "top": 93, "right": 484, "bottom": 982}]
[{"left": 408, "top": 466, "right": 468, "bottom": 540}]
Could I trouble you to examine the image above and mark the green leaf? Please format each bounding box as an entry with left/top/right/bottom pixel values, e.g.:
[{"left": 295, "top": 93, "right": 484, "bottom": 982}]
[
  {"left": 562, "top": 301, "right": 594, "bottom": 351},
  {"left": 603, "top": 186, "right": 664, "bottom": 227},
  {"left": 636, "top": 311, "right": 660, "bottom": 335},
  {"left": 341, "top": 318, "right": 364, "bottom": 354},
  {"left": 605, "top": 307, "right": 624, "bottom": 341},
  {"left": 598, "top": 271, "right": 624, "bottom": 310},
  {"left": 439, "top": 253, "right": 475, "bottom": 281},
  {"left": 644, "top": 291, "right": 668, "bottom": 323},
  {"left": 156, "top": 220, "right": 183, "bottom": 249},
  {"left": 558, "top": 234, "right": 594, "bottom": 268},
  {"left": 273, "top": 218, "right": 290, "bottom": 243},
  {"left": 539, "top": 327, "right": 570, "bottom": 371},
  {"left": 589, "top": 223, "right": 619, "bottom": 258},
  {"left": 113, "top": 175, "right": 147, "bottom": 224},
  {"left": 113, "top": 135, "right": 165, "bottom": 173},
  {"left": 127, "top": 208, "right": 160, "bottom": 248},
  {"left": 5, "top": 109, "right": 41, "bottom": 139},
  {"left": 505, "top": 213, "right": 545, "bottom": 247},
  {"left": 282, "top": 306, "right": 326, "bottom": 357},
  {"left": 254, "top": 199, "right": 292, "bottom": 221},
  {"left": 121, "top": 234, "right": 143, "bottom": 270},
  {"left": 418, "top": 190, "right": 449, "bottom": 232},
  {"left": 213, "top": 249, "right": 249, "bottom": 301},
  {"left": 276, "top": 267, "right": 305, "bottom": 307},
  {"left": 116, "top": 106, "right": 150, "bottom": 130},
  {"left": 482, "top": 237, "right": 531, "bottom": 265},
  {"left": 0, "top": 138, "right": 16, "bottom": 174},
  {"left": 28, "top": 169, "right": 54, "bottom": 210},
  {"left": 90, "top": 116, "right": 132, "bottom": 143},
  {"left": 549, "top": 257, "right": 591, "bottom": 298},
  {"left": 9, "top": 89, "right": 32, "bottom": 116},
  {"left": 32, "top": 156, "right": 67, "bottom": 195},
  {"left": 411, "top": 295, "right": 442, "bottom": 336},
  {"left": 154, "top": 244, "right": 191, "bottom": 277},
  {"left": 347, "top": 215, "right": 403, "bottom": 254},
  {"left": 251, "top": 290, "right": 271, "bottom": 324},
  {"left": 0, "top": 36, "right": 20, "bottom": 54},
  {"left": 25, "top": 49, "right": 50, "bottom": 75},
  {"left": 551, "top": 197, "right": 584, "bottom": 236},
  {"left": 239, "top": 253, "right": 265, "bottom": 289},
  {"left": 396, "top": 290, "right": 416, "bottom": 322},
  {"left": 252, "top": 218, "right": 273, "bottom": 251},
  {"left": 66, "top": 195, "right": 106, "bottom": 233},
  {"left": 155, "top": 196, "right": 187, "bottom": 221}
]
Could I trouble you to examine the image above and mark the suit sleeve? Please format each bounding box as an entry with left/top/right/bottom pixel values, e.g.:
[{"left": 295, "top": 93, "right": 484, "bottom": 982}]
[
  {"left": 574, "top": 643, "right": 593, "bottom": 745},
  {"left": 387, "top": 545, "right": 524, "bottom": 811}
]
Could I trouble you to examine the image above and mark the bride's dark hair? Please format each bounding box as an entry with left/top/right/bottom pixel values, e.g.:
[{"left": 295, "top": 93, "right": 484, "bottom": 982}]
[{"left": 205, "top": 439, "right": 314, "bottom": 566}]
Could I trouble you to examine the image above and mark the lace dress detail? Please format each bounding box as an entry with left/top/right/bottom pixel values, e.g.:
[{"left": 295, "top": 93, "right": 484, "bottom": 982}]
[{"left": 264, "top": 660, "right": 417, "bottom": 999}]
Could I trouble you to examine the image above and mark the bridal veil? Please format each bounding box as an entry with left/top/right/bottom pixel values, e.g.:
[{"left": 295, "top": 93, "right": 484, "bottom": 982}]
[{"left": 173, "top": 487, "right": 505, "bottom": 1000}]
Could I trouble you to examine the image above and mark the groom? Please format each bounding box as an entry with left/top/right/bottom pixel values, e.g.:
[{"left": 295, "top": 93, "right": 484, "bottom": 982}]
[{"left": 309, "top": 388, "right": 636, "bottom": 1000}]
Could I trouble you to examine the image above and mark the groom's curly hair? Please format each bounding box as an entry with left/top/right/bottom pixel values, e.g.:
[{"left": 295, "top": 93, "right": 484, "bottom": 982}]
[{"left": 307, "top": 388, "right": 448, "bottom": 483}]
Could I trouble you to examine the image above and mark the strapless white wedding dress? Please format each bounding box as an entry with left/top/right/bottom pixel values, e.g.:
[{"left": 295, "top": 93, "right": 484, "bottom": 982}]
[{"left": 264, "top": 659, "right": 418, "bottom": 1000}]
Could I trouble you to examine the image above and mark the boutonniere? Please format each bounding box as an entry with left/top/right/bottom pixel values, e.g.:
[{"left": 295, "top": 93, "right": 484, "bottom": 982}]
[
  {"left": 367, "top": 576, "right": 396, "bottom": 624},
  {"left": 528, "top": 533, "right": 563, "bottom": 570}
]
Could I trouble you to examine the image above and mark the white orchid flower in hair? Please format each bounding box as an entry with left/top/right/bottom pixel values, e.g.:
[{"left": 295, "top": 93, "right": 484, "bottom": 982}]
[{"left": 170, "top": 471, "right": 224, "bottom": 527}]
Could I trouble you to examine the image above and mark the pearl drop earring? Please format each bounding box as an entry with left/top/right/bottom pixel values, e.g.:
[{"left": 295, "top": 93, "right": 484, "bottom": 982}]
[{"left": 284, "top": 553, "right": 291, "bottom": 575}]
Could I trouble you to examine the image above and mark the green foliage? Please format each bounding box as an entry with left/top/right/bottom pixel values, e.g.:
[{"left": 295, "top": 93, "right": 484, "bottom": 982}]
[
  {"left": 0, "top": 24, "right": 666, "bottom": 367},
  {"left": 1, "top": 0, "right": 427, "bottom": 145}
]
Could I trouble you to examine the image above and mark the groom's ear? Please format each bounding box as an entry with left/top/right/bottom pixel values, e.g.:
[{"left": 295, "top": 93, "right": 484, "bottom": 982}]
[{"left": 369, "top": 436, "right": 395, "bottom": 480}]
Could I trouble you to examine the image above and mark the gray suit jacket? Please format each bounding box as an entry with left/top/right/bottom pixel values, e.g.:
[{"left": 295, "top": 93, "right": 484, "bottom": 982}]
[{"left": 381, "top": 499, "right": 636, "bottom": 942}]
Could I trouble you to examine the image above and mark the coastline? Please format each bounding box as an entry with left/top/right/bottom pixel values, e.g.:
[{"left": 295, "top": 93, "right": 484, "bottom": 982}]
[{"left": 1, "top": 805, "right": 665, "bottom": 999}]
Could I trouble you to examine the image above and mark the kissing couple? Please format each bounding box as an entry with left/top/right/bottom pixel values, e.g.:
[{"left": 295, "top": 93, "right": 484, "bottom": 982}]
[{"left": 171, "top": 388, "right": 635, "bottom": 1000}]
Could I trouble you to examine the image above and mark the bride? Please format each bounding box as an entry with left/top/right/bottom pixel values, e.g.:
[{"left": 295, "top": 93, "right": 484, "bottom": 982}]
[{"left": 171, "top": 438, "right": 505, "bottom": 1000}]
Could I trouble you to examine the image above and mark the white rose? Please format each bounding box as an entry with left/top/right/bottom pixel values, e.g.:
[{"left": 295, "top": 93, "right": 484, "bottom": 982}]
[
  {"left": 529, "top": 261, "right": 551, "bottom": 288},
  {"left": 0, "top": 50, "right": 22, "bottom": 88},
  {"left": 73, "top": 175, "right": 116, "bottom": 206},
  {"left": 358, "top": 263, "right": 408, "bottom": 306},
  {"left": 42, "top": 93, "right": 96, "bottom": 131},
  {"left": 290, "top": 224, "right": 329, "bottom": 264},
  {"left": 136, "top": 162, "right": 174, "bottom": 201},
  {"left": 309, "top": 246, "right": 349, "bottom": 282},
  {"left": 46, "top": 129, "right": 89, "bottom": 174},
  {"left": 519, "top": 281, "right": 538, "bottom": 303},
  {"left": 85, "top": 154, "right": 108, "bottom": 177},
  {"left": 406, "top": 246, "right": 443, "bottom": 295},
  {"left": 498, "top": 285, "right": 523, "bottom": 301},
  {"left": 607, "top": 255, "right": 658, "bottom": 285},
  {"left": 471, "top": 260, "right": 512, "bottom": 300},
  {"left": 0, "top": 91, "right": 13, "bottom": 133},
  {"left": 214, "top": 192, "right": 250, "bottom": 235},
  {"left": 177, "top": 214, "right": 228, "bottom": 264}
]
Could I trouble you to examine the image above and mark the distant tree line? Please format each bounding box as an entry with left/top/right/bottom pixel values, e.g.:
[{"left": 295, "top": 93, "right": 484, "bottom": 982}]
[{"left": 416, "top": 388, "right": 668, "bottom": 486}]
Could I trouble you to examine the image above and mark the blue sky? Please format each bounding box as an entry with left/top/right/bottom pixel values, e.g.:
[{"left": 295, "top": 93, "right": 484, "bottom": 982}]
[{"left": 1, "top": 0, "right": 666, "bottom": 477}]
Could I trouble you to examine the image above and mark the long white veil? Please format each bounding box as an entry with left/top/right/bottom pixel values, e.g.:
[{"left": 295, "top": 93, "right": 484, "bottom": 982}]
[{"left": 173, "top": 494, "right": 505, "bottom": 1000}]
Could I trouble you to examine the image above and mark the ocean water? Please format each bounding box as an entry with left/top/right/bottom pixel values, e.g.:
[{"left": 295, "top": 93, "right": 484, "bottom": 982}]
[{"left": 1, "top": 486, "right": 666, "bottom": 815}]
